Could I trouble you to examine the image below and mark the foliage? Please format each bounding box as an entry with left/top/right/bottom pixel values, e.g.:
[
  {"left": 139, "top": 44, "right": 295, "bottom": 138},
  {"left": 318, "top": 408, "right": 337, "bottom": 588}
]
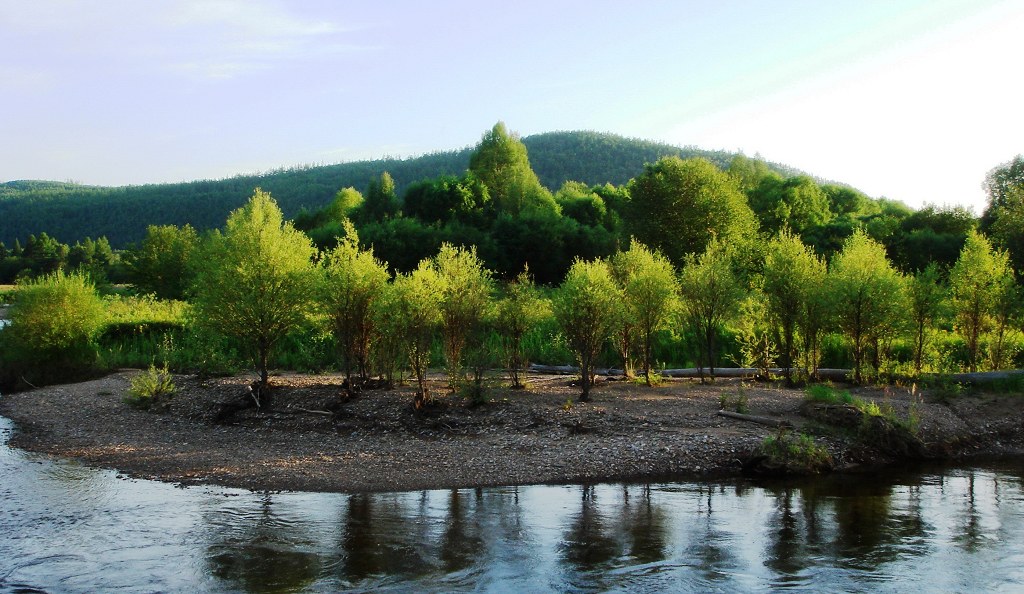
[
  {"left": 434, "top": 244, "right": 494, "bottom": 389},
  {"left": 390, "top": 259, "right": 444, "bottom": 401},
  {"left": 0, "top": 270, "right": 105, "bottom": 388},
  {"left": 553, "top": 258, "right": 620, "bottom": 401},
  {"left": 829, "top": 231, "right": 907, "bottom": 383},
  {"left": 320, "top": 220, "right": 390, "bottom": 380},
  {"left": 762, "top": 230, "right": 826, "bottom": 380},
  {"left": 678, "top": 238, "right": 743, "bottom": 381},
  {"left": 908, "top": 263, "right": 946, "bottom": 375},
  {"left": 191, "top": 189, "right": 317, "bottom": 388},
  {"left": 124, "top": 224, "right": 198, "bottom": 300},
  {"left": 949, "top": 230, "right": 1014, "bottom": 371},
  {"left": 495, "top": 268, "right": 549, "bottom": 388},
  {"left": 757, "top": 430, "right": 832, "bottom": 473},
  {"left": 611, "top": 241, "right": 678, "bottom": 384},
  {"left": 468, "top": 122, "right": 559, "bottom": 218},
  {"left": 124, "top": 364, "right": 176, "bottom": 409},
  {"left": 626, "top": 156, "right": 757, "bottom": 268}
]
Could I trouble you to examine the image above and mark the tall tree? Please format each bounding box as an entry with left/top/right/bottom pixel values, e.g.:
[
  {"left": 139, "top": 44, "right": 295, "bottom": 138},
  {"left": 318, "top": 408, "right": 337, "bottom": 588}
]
[
  {"left": 949, "top": 230, "right": 1014, "bottom": 372},
  {"left": 495, "top": 268, "right": 548, "bottom": 389},
  {"left": 762, "top": 231, "right": 826, "bottom": 382},
  {"left": 434, "top": 244, "right": 494, "bottom": 390},
  {"left": 126, "top": 224, "right": 198, "bottom": 300},
  {"left": 626, "top": 156, "right": 757, "bottom": 268},
  {"left": 908, "top": 263, "right": 946, "bottom": 375},
  {"left": 553, "top": 258, "right": 620, "bottom": 402},
  {"left": 610, "top": 241, "right": 678, "bottom": 385},
  {"left": 468, "top": 122, "right": 558, "bottom": 217},
  {"left": 321, "top": 220, "right": 390, "bottom": 381},
  {"left": 678, "top": 238, "right": 743, "bottom": 382},
  {"left": 192, "top": 189, "right": 317, "bottom": 392},
  {"left": 359, "top": 172, "right": 400, "bottom": 222},
  {"left": 391, "top": 259, "right": 444, "bottom": 404},
  {"left": 830, "top": 231, "right": 907, "bottom": 383}
]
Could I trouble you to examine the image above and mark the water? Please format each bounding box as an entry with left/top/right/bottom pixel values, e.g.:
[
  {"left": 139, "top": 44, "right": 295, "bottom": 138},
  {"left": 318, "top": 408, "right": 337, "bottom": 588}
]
[{"left": 3, "top": 413, "right": 1024, "bottom": 593}]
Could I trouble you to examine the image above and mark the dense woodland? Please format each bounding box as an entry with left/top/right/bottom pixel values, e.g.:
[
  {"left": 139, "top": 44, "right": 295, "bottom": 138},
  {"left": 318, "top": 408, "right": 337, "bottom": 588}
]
[{"left": 2, "top": 123, "right": 1023, "bottom": 398}]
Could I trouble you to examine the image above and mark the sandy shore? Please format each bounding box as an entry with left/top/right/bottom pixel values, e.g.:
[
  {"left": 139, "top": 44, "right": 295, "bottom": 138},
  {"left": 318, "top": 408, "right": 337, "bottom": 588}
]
[{"left": 1, "top": 370, "right": 1022, "bottom": 493}]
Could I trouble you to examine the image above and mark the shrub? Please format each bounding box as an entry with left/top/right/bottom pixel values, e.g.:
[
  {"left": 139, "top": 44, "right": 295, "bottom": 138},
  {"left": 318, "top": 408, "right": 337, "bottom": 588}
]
[
  {"left": 0, "top": 270, "right": 105, "bottom": 389},
  {"left": 758, "top": 430, "right": 832, "bottom": 473},
  {"left": 124, "top": 364, "right": 176, "bottom": 409}
]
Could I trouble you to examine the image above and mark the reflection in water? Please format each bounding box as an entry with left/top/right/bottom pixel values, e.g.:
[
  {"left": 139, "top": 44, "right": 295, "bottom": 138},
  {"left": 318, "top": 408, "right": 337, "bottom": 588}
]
[
  {"left": 3, "top": 412, "right": 1024, "bottom": 592},
  {"left": 205, "top": 494, "right": 321, "bottom": 594}
]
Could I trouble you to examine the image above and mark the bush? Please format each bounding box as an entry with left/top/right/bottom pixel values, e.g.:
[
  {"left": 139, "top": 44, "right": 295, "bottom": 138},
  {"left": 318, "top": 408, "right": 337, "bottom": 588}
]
[
  {"left": 0, "top": 270, "right": 105, "bottom": 390},
  {"left": 124, "top": 364, "right": 176, "bottom": 409},
  {"left": 757, "top": 430, "right": 832, "bottom": 473}
]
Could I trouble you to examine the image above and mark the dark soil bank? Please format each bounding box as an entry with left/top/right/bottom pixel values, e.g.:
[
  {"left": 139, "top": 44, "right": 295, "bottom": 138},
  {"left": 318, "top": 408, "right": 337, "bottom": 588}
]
[{"left": 1, "top": 371, "right": 1022, "bottom": 493}]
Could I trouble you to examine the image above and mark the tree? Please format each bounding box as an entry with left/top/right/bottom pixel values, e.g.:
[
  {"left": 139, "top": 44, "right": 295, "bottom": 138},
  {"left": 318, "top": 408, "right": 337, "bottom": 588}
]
[
  {"left": 434, "top": 244, "right": 494, "bottom": 390},
  {"left": 908, "top": 263, "right": 946, "bottom": 375},
  {"left": 126, "top": 224, "right": 198, "bottom": 300},
  {"left": 192, "top": 189, "right": 317, "bottom": 392},
  {"left": 495, "top": 268, "right": 548, "bottom": 389},
  {"left": 626, "top": 156, "right": 757, "bottom": 268},
  {"left": 830, "top": 231, "right": 907, "bottom": 382},
  {"left": 610, "top": 241, "right": 678, "bottom": 385},
  {"left": 468, "top": 122, "right": 559, "bottom": 217},
  {"left": 553, "top": 258, "right": 620, "bottom": 402},
  {"left": 678, "top": 238, "right": 743, "bottom": 382},
  {"left": 321, "top": 220, "right": 390, "bottom": 382},
  {"left": 949, "top": 230, "right": 1014, "bottom": 372},
  {"left": 359, "top": 172, "right": 400, "bottom": 222},
  {"left": 391, "top": 259, "right": 444, "bottom": 404},
  {"left": 762, "top": 231, "right": 826, "bottom": 382}
]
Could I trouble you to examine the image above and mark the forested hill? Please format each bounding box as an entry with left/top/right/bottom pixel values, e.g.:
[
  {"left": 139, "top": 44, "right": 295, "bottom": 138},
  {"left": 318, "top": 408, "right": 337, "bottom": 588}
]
[{"left": 0, "top": 131, "right": 794, "bottom": 247}]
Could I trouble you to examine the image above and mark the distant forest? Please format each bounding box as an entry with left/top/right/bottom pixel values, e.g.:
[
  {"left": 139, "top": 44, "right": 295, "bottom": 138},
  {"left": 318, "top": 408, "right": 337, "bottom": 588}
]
[{"left": 0, "top": 131, "right": 759, "bottom": 248}]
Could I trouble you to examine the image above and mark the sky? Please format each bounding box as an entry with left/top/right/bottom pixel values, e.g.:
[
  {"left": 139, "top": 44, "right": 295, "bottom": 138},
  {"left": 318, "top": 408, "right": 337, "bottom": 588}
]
[{"left": 1, "top": 0, "right": 1022, "bottom": 214}]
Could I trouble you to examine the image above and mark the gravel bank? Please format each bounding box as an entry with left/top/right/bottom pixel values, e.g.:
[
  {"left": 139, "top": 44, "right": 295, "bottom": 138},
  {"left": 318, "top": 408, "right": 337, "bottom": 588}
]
[{"left": 1, "top": 370, "right": 1022, "bottom": 493}]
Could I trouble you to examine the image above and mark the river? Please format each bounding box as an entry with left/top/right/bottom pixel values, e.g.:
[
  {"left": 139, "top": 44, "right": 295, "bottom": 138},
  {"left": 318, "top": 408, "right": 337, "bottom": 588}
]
[{"left": 2, "top": 414, "right": 1024, "bottom": 593}]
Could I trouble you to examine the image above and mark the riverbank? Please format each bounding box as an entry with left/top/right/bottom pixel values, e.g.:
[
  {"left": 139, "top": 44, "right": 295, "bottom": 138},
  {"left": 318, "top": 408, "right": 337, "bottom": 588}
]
[{"left": 1, "top": 370, "right": 1022, "bottom": 493}]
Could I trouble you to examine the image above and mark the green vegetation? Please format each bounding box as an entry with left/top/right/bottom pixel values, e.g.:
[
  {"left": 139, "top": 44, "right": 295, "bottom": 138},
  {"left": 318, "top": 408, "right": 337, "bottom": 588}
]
[
  {"left": 1, "top": 125, "right": 1023, "bottom": 397},
  {"left": 757, "top": 430, "right": 833, "bottom": 474},
  {"left": 124, "top": 364, "right": 176, "bottom": 409}
]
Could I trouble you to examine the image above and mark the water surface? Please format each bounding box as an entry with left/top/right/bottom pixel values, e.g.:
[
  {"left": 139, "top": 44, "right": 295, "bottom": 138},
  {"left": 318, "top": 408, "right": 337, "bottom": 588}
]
[{"left": 2, "top": 414, "right": 1024, "bottom": 592}]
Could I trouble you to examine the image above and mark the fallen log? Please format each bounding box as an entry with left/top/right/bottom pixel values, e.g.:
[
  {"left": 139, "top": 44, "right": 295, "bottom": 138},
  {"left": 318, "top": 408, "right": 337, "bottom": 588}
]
[{"left": 717, "top": 410, "right": 793, "bottom": 428}]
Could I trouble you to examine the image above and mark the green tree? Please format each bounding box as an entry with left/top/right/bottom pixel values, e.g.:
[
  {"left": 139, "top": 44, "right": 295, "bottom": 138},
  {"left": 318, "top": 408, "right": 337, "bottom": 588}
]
[
  {"left": 192, "top": 189, "right": 317, "bottom": 391},
  {"left": 391, "top": 259, "right": 444, "bottom": 403},
  {"left": 611, "top": 241, "right": 678, "bottom": 385},
  {"left": 359, "top": 172, "right": 400, "bottom": 222},
  {"left": 434, "top": 244, "right": 494, "bottom": 390},
  {"left": 126, "top": 224, "right": 199, "bottom": 300},
  {"left": 949, "top": 230, "right": 1014, "bottom": 372},
  {"left": 908, "top": 263, "right": 946, "bottom": 375},
  {"left": 495, "top": 268, "right": 548, "bottom": 389},
  {"left": 468, "top": 122, "right": 559, "bottom": 217},
  {"left": 553, "top": 258, "right": 620, "bottom": 401},
  {"left": 830, "top": 231, "right": 907, "bottom": 382},
  {"left": 762, "top": 231, "right": 826, "bottom": 381},
  {"left": 678, "top": 238, "right": 743, "bottom": 382},
  {"left": 321, "top": 220, "right": 390, "bottom": 381},
  {"left": 626, "top": 156, "right": 757, "bottom": 268}
]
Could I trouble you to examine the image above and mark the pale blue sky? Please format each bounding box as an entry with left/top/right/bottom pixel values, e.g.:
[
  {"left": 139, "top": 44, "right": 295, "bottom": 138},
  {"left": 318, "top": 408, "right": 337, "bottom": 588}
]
[{"left": 1, "top": 0, "right": 1021, "bottom": 213}]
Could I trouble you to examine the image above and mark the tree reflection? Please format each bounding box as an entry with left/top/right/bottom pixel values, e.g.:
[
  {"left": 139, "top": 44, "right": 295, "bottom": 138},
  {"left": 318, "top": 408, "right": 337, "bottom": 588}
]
[
  {"left": 619, "top": 484, "right": 667, "bottom": 564},
  {"left": 439, "top": 489, "right": 484, "bottom": 572},
  {"left": 206, "top": 495, "right": 320, "bottom": 594},
  {"left": 560, "top": 485, "right": 618, "bottom": 569},
  {"left": 337, "top": 493, "right": 430, "bottom": 582}
]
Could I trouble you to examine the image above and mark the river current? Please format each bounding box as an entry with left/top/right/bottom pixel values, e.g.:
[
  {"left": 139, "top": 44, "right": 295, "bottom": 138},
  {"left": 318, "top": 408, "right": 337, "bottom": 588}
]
[{"left": 2, "top": 414, "right": 1024, "bottom": 592}]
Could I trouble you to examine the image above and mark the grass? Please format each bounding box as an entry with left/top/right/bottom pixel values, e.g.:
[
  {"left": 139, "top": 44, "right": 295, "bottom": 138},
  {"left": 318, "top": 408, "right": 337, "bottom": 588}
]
[{"left": 758, "top": 429, "right": 832, "bottom": 473}]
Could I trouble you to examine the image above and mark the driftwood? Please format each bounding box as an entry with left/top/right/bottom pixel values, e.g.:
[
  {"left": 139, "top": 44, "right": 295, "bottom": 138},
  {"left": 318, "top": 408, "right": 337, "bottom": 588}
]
[
  {"left": 528, "top": 364, "right": 852, "bottom": 381},
  {"left": 717, "top": 410, "right": 793, "bottom": 428}
]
